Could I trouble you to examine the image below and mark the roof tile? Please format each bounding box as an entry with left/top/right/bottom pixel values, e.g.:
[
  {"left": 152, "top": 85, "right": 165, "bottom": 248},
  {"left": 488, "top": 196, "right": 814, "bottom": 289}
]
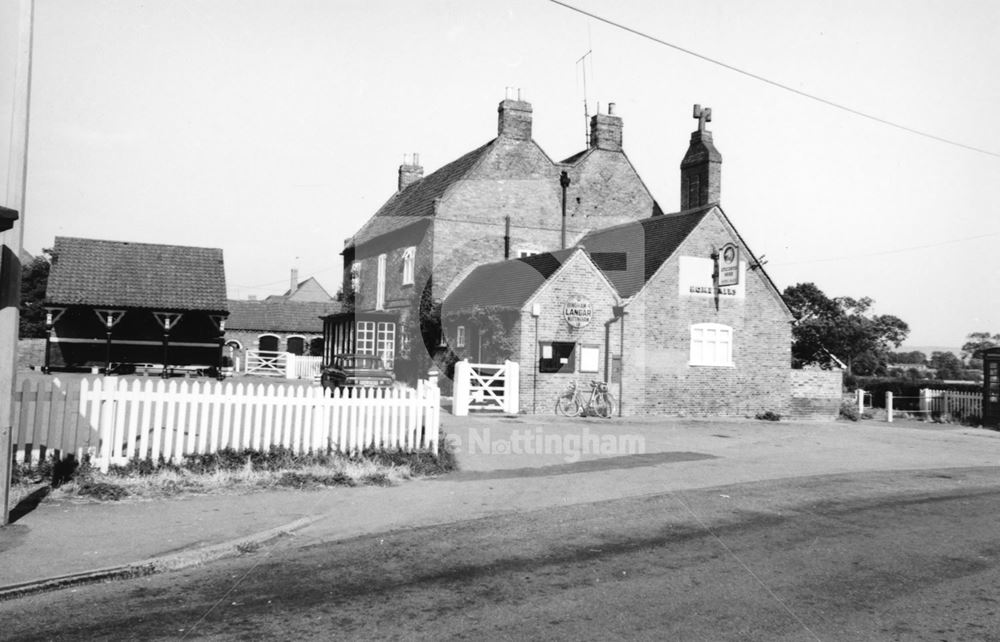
[{"left": 46, "top": 237, "right": 227, "bottom": 311}]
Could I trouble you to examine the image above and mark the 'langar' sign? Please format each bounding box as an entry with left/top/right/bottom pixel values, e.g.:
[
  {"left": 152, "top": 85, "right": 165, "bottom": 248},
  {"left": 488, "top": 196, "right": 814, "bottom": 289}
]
[{"left": 563, "top": 294, "right": 593, "bottom": 328}]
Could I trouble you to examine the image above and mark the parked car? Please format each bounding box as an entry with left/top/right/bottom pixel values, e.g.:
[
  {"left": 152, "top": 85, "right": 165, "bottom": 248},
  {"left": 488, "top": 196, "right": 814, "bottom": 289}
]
[{"left": 320, "top": 354, "right": 395, "bottom": 392}]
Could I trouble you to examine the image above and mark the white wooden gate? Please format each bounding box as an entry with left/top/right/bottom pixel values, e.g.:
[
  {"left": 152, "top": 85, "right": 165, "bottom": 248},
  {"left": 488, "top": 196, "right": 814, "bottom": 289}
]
[
  {"left": 245, "top": 350, "right": 287, "bottom": 377},
  {"left": 453, "top": 359, "right": 519, "bottom": 415}
]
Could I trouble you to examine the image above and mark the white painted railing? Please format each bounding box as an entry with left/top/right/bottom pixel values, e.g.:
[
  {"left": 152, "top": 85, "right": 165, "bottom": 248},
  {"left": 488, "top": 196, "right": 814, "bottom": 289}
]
[
  {"left": 12, "top": 378, "right": 441, "bottom": 471},
  {"left": 285, "top": 354, "right": 322, "bottom": 380},
  {"left": 919, "top": 388, "right": 983, "bottom": 420}
]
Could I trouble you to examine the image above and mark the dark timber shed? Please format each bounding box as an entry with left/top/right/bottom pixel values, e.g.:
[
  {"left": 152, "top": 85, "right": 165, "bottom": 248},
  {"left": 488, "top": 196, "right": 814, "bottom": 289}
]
[{"left": 44, "top": 237, "right": 228, "bottom": 374}]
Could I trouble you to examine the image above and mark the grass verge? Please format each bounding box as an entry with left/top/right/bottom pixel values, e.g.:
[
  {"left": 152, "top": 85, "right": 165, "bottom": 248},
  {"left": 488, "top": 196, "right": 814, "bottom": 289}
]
[{"left": 9, "top": 431, "right": 457, "bottom": 506}]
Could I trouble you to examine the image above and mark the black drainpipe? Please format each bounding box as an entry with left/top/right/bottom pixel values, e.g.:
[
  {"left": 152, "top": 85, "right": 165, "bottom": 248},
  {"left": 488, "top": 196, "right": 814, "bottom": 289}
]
[
  {"left": 559, "top": 171, "right": 571, "bottom": 249},
  {"left": 607, "top": 304, "right": 627, "bottom": 417},
  {"left": 504, "top": 215, "right": 511, "bottom": 259}
]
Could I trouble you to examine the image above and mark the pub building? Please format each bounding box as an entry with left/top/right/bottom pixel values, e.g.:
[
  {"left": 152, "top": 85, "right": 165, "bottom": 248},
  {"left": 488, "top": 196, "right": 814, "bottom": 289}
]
[{"left": 336, "top": 97, "right": 839, "bottom": 416}]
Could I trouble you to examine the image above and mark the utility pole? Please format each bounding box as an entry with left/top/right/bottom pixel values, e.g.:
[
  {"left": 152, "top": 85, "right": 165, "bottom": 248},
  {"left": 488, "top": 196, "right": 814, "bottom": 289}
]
[{"left": 1, "top": 0, "right": 34, "bottom": 526}]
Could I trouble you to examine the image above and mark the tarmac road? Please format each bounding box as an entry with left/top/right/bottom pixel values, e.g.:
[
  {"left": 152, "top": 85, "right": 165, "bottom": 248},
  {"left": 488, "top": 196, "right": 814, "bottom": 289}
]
[{"left": 3, "top": 467, "right": 999, "bottom": 641}]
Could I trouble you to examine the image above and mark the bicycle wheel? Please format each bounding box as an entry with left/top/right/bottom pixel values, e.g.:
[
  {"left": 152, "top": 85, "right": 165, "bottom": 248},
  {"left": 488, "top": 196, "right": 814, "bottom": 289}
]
[
  {"left": 601, "top": 392, "right": 617, "bottom": 417},
  {"left": 555, "top": 394, "right": 581, "bottom": 417},
  {"left": 593, "top": 393, "right": 611, "bottom": 418}
]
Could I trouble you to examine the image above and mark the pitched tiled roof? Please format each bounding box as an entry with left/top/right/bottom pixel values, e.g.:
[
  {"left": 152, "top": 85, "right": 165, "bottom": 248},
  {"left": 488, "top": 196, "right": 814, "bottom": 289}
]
[
  {"left": 580, "top": 206, "right": 714, "bottom": 298},
  {"left": 347, "top": 141, "right": 495, "bottom": 250},
  {"left": 443, "top": 248, "right": 578, "bottom": 313},
  {"left": 46, "top": 236, "right": 227, "bottom": 311},
  {"left": 226, "top": 299, "right": 340, "bottom": 332}
]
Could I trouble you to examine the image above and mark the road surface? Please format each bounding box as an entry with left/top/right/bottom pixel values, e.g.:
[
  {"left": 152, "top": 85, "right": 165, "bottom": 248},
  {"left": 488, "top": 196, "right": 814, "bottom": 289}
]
[{"left": 2, "top": 467, "right": 999, "bottom": 640}]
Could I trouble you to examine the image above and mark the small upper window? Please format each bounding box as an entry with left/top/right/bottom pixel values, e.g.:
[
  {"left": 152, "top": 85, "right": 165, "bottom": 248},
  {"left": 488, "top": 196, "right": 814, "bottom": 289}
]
[
  {"left": 456, "top": 325, "right": 467, "bottom": 348},
  {"left": 376, "top": 254, "right": 387, "bottom": 310},
  {"left": 690, "top": 323, "right": 733, "bottom": 367},
  {"left": 402, "top": 247, "right": 416, "bottom": 286}
]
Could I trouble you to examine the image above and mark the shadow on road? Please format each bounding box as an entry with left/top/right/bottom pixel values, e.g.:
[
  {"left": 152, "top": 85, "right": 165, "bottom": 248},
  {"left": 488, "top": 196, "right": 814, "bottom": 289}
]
[
  {"left": 442, "top": 451, "right": 717, "bottom": 482},
  {"left": 7, "top": 486, "right": 51, "bottom": 524}
]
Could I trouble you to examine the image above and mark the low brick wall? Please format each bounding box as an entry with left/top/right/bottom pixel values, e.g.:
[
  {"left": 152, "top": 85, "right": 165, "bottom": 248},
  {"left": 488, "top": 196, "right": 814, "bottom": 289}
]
[
  {"left": 18, "top": 338, "right": 45, "bottom": 370},
  {"left": 789, "top": 368, "right": 844, "bottom": 419}
]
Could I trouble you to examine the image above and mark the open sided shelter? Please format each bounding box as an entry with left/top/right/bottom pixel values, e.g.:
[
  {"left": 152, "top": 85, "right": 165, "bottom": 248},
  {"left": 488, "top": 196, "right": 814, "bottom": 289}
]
[{"left": 44, "top": 237, "right": 228, "bottom": 373}]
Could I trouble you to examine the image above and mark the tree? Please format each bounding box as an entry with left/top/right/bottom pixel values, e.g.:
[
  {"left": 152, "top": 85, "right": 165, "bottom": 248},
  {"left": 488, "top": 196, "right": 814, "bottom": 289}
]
[
  {"left": 961, "top": 331, "right": 999, "bottom": 361},
  {"left": 888, "top": 350, "right": 927, "bottom": 365},
  {"left": 782, "top": 282, "right": 910, "bottom": 375},
  {"left": 929, "top": 351, "right": 965, "bottom": 380},
  {"left": 20, "top": 249, "right": 51, "bottom": 338}
]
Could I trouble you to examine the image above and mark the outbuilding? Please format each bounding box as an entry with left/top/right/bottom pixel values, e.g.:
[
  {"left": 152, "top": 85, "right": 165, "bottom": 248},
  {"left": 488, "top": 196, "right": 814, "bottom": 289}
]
[{"left": 44, "top": 237, "right": 228, "bottom": 374}]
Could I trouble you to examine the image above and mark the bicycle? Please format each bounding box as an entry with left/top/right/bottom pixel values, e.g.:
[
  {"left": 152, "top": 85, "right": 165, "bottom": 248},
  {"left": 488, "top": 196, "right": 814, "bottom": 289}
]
[{"left": 555, "top": 380, "right": 617, "bottom": 418}]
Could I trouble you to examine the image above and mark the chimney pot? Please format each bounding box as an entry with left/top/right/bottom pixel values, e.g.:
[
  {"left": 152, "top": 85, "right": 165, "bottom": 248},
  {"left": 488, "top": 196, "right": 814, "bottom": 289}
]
[
  {"left": 497, "top": 96, "right": 533, "bottom": 140},
  {"left": 589, "top": 105, "right": 623, "bottom": 151},
  {"left": 398, "top": 153, "right": 424, "bottom": 191}
]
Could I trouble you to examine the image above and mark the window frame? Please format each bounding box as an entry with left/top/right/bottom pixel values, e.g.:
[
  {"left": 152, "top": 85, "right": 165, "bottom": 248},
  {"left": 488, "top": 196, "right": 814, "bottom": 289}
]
[
  {"left": 375, "top": 253, "right": 387, "bottom": 310},
  {"left": 456, "top": 325, "right": 466, "bottom": 349},
  {"left": 401, "top": 246, "right": 416, "bottom": 286},
  {"left": 689, "top": 323, "right": 734, "bottom": 367}
]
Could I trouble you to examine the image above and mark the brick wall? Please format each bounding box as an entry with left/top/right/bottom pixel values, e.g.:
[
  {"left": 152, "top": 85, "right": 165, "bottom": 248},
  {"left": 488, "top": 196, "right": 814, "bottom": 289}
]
[
  {"left": 622, "top": 210, "right": 792, "bottom": 416},
  {"left": 18, "top": 338, "right": 45, "bottom": 369},
  {"left": 515, "top": 251, "right": 619, "bottom": 413},
  {"left": 789, "top": 367, "right": 844, "bottom": 419}
]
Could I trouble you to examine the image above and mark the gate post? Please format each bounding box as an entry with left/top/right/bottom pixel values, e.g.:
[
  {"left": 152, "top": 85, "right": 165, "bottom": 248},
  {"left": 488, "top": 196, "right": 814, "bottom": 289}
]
[
  {"left": 886, "top": 391, "right": 893, "bottom": 423},
  {"left": 453, "top": 359, "right": 470, "bottom": 416},
  {"left": 503, "top": 360, "right": 519, "bottom": 414},
  {"left": 285, "top": 353, "right": 296, "bottom": 379},
  {"left": 856, "top": 388, "right": 865, "bottom": 415}
]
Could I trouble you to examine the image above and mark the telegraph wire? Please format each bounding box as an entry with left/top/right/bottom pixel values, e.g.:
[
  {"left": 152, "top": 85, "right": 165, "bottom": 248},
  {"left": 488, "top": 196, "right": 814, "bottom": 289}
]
[
  {"left": 548, "top": 0, "right": 1000, "bottom": 159},
  {"left": 771, "top": 231, "right": 1000, "bottom": 267}
]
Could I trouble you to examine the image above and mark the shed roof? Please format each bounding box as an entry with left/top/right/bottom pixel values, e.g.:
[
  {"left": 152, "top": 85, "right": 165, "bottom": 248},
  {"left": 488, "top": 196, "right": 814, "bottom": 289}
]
[
  {"left": 226, "top": 299, "right": 340, "bottom": 333},
  {"left": 46, "top": 236, "right": 227, "bottom": 312}
]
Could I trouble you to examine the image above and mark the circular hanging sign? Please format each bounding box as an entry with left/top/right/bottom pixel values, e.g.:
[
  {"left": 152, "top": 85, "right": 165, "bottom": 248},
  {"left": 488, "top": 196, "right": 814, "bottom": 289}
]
[{"left": 563, "top": 294, "right": 593, "bottom": 328}]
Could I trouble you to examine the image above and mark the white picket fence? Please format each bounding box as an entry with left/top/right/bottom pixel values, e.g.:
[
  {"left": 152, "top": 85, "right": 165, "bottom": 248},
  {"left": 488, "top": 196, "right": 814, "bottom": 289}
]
[
  {"left": 13, "top": 377, "right": 441, "bottom": 471},
  {"left": 919, "top": 388, "right": 983, "bottom": 419}
]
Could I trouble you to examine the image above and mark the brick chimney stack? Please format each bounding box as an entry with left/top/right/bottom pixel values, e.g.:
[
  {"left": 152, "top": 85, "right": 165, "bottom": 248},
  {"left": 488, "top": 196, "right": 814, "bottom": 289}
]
[
  {"left": 589, "top": 102, "right": 623, "bottom": 151},
  {"left": 398, "top": 153, "right": 423, "bottom": 191},
  {"left": 680, "top": 104, "right": 722, "bottom": 209},
  {"left": 290, "top": 268, "right": 299, "bottom": 294},
  {"left": 497, "top": 90, "right": 532, "bottom": 140}
]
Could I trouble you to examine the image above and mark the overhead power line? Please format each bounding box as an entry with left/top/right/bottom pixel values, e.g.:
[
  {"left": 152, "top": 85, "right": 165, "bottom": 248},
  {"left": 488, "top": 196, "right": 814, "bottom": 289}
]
[
  {"left": 772, "top": 231, "right": 1000, "bottom": 267},
  {"left": 549, "top": 0, "right": 1000, "bottom": 158}
]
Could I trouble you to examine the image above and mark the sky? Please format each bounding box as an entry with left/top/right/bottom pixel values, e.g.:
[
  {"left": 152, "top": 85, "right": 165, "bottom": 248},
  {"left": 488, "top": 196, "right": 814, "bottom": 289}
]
[{"left": 1, "top": 0, "right": 998, "bottom": 348}]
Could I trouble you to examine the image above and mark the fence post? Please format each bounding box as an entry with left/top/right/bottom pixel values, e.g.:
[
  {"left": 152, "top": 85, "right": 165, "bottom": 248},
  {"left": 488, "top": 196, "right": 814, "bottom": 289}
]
[
  {"left": 919, "top": 388, "right": 929, "bottom": 418},
  {"left": 886, "top": 391, "right": 893, "bottom": 423},
  {"left": 453, "top": 359, "right": 470, "bottom": 416},
  {"left": 503, "top": 360, "right": 519, "bottom": 414},
  {"left": 943, "top": 390, "right": 951, "bottom": 421},
  {"left": 856, "top": 388, "right": 864, "bottom": 416}
]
